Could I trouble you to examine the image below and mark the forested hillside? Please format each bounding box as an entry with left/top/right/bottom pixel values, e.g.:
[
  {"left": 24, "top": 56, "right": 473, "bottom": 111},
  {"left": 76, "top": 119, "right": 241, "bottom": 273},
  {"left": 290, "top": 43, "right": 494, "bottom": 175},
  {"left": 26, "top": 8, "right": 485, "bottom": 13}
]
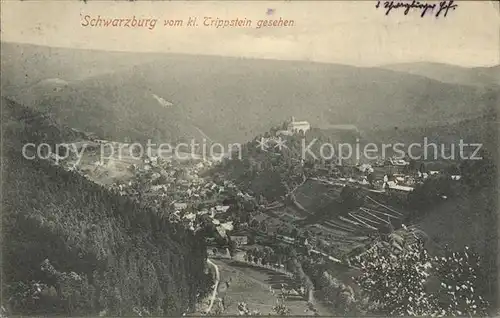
[
  {"left": 384, "top": 62, "right": 500, "bottom": 87},
  {"left": 367, "top": 110, "right": 499, "bottom": 159},
  {"left": 1, "top": 97, "right": 211, "bottom": 316},
  {"left": 2, "top": 43, "right": 497, "bottom": 145},
  {"left": 212, "top": 125, "right": 357, "bottom": 201}
]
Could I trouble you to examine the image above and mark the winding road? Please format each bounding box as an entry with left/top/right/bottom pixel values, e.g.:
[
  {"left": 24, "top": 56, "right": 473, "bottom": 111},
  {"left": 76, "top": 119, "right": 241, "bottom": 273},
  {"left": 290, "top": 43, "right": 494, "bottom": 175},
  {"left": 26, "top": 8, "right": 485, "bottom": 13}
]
[{"left": 206, "top": 259, "right": 220, "bottom": 314}]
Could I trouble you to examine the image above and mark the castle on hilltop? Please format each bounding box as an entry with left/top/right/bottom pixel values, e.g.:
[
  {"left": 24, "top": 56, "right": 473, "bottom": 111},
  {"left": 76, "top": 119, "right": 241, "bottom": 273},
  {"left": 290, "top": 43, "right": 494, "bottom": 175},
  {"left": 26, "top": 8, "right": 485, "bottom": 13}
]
[
  {"left": 276, "top": 116, "right": 311, "bottom": 136},
  {"left": 286, "top": 116, "right": 311, "bottom": 134}
]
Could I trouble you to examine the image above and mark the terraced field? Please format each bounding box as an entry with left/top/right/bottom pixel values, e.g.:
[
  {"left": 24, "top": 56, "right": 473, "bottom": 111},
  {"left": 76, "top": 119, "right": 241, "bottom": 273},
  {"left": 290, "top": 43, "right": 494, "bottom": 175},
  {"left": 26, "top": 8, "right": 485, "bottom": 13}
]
[{"left": 293, "top": 179, "right": 407, "bottom": 254}]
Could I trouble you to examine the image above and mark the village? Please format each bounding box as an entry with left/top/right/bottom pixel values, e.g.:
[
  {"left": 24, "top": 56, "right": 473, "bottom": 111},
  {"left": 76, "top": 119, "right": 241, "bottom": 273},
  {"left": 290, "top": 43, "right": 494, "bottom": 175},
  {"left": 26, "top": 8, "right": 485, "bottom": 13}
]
[
  {"left": 51, "top": 118, "right": 464, "bottom": 258},
  {"left": 46, "top": 116, "right": 469, "bottom": 315}
]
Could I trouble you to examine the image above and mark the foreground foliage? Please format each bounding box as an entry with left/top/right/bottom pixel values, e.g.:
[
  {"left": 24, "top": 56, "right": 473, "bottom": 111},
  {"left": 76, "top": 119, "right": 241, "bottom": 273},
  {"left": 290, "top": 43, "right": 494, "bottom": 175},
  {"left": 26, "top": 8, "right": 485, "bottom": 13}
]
[{"left": 354, "top": 239, "right": 489, "bottom": 316}]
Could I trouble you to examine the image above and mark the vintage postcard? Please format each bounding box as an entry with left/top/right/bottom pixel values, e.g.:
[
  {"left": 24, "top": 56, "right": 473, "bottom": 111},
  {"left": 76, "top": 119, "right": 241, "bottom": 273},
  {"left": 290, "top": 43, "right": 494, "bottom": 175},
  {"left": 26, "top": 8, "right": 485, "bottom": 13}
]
[{"left": 1, "top": 0, "right": 499, "bottom": 317}]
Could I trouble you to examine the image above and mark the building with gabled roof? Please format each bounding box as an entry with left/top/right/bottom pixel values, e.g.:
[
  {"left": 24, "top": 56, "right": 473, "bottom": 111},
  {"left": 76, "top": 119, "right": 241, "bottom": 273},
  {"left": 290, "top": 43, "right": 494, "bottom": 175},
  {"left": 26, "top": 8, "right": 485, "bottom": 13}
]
[{"left": 287, "top": 116, "right": 310, "bottom": 134}]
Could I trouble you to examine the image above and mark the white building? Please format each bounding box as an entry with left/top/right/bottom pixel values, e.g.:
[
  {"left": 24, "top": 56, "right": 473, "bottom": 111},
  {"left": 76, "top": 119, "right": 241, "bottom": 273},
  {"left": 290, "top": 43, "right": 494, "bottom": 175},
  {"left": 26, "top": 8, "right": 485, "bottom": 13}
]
[
  {"left": 287, "top": 116, "right": 310, "bottom": 134},
  {"left": 216, "top": 205, "right": 231, "bottom": 213},
  {"left": 230, "top": 235, "right": 248, "bottom": 247},
  {"left": 386, "top": 181, "right": 414, "bottom": 193},
  {"left": 389, "top": 158, "right": 409, "bottom": 166},
  {"left": 173, "top": 202, "right": 188, "bottom": 210}
]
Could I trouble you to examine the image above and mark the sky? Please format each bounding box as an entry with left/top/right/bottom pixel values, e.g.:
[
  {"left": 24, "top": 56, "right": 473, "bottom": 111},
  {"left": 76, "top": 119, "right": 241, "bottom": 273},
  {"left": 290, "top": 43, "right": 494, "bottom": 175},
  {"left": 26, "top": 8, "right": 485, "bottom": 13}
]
[{"left": 1, "top": 0, "right": 499, "bottom": 67}]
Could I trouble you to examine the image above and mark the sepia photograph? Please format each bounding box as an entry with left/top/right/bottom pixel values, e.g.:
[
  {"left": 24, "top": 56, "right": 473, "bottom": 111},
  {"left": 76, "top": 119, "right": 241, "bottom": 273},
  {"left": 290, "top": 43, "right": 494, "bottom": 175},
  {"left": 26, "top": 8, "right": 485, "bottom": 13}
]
[{"left": 1, "top": 0, "right": 499, "bottom": 316}]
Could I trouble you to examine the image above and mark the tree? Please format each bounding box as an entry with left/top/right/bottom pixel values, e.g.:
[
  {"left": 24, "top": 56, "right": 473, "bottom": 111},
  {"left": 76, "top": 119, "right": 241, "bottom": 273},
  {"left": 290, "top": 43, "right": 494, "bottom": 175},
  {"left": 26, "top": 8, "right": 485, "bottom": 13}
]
[
  {"left": 6, "top": 280, "right": 49, "bottom": 313},
  {"left": 245, "top": 252, "right": 252, "bottom": 263},
  {"left": 262, "top": 246, "right": 274, "bottom": 265},
  {"left": 367, "top": 173, "right": 375, "bottom": 186},
  {"left": 355, "top": 241, "right": 437, "bottom": 316},
  {"left": 354, "top": 239, "right": 489, "bottom": 316},
  {"left": 250, "top": 219, "right": 259, "bottom": 229},
  {"left": 303, "top": 230, "right": 311, "bottom": 239},
  {"left": 237, "top": 302, "right": 261, "bottom": 316},
  {"left": 419, "top": 163, "right": 426, "bottom": 174},
  {"left": 228, "top": 240, "right": 237, "bottom": 259},
  {"left": 432, "top": 246, "right": 489, "bottom": 316},
  {"left": 459, "top": 152, "right": 496, "bottom": 189},
  {"left": 271, "top": 294, "right": 291, "bottom": 316},
  {"left": 247, "top": 235, "right": 255, "bottom": 245},
  {"left": 259, "top": 222, "right": 268, "bottom": 233},
  {"left": 405, "top": 159, "right": 417, "bottom": 174},
  {"left": 445, "top": 163, "right": 460, "bottom": 176},
  {"left": 340, "top": 186, "right": 362, "bottom": 208}
]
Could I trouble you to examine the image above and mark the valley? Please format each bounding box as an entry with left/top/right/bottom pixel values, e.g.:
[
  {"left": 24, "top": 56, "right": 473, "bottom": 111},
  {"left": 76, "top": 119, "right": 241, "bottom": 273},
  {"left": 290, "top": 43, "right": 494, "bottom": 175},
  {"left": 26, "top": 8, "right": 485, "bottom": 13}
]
[
  {"left": 23, "top": 114, "right": 496, "bottom": 316},
  {"left": 1, "top": 41, "right": 498, "bottom": 317}
]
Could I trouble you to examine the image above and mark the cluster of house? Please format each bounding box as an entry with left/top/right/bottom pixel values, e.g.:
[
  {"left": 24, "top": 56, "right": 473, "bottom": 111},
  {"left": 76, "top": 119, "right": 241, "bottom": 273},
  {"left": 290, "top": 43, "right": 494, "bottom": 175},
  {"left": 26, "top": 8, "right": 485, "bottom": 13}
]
[
  {"left": 114, "top": 155, "right": 217, "bottom": 195},
  {"left": 114, "top": 153, "right": 265, "bottom": 242},
  {"left": 169, "top": 186, "right": 262, "bottom": 239},
  {"left": 382, "top": 170, "right": 461, "bottom": 194},
  {"left": 311, "top": 158, "right": 463, "bottom": 198},
  {"left": 382, "top": 174, "right": 416, "bottom": 193},
  {"left": 171, "top": 200, "right": 233, "bottom": 234}
]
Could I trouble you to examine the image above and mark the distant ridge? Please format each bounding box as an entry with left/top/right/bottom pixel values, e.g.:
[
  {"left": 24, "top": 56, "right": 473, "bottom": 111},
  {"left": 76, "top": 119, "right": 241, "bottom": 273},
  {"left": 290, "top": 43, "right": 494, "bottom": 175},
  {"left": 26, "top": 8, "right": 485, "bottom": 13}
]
[
  {"left": 383, "top": 62, "right": 500, "bottom": 87},
  {"left": 2, "top": 42, "right": 498, "bottom": 145}
]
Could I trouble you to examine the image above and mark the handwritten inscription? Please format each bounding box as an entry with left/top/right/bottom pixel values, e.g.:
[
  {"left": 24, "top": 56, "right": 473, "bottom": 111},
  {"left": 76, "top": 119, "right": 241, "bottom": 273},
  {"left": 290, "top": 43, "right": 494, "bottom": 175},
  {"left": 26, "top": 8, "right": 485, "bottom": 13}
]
[{"left": 375, "top": 0, "right": 458, "bottom": 17}]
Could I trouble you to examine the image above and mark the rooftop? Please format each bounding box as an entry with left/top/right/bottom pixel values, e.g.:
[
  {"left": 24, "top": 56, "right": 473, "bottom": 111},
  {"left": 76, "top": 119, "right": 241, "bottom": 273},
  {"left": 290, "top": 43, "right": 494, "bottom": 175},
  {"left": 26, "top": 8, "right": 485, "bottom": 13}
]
[
  {"left": 389, "top": 184, "right": 414, "bottom": 192},
  {"left": 323, "top": 124, "right": 359, "bottom": 131},
  {"left": 289, "top": 121, "right": 310, "bottom": 125}
]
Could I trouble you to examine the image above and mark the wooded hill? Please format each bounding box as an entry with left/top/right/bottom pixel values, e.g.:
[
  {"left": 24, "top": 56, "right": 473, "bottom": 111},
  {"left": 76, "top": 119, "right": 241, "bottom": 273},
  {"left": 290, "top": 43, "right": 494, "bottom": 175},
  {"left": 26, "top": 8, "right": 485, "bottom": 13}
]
[
  {"left": 1, "top": 97, "right": 212, "bottom": 316},
  {"left": 2, "top": 42, "right": 497, "bottom": 145}
]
